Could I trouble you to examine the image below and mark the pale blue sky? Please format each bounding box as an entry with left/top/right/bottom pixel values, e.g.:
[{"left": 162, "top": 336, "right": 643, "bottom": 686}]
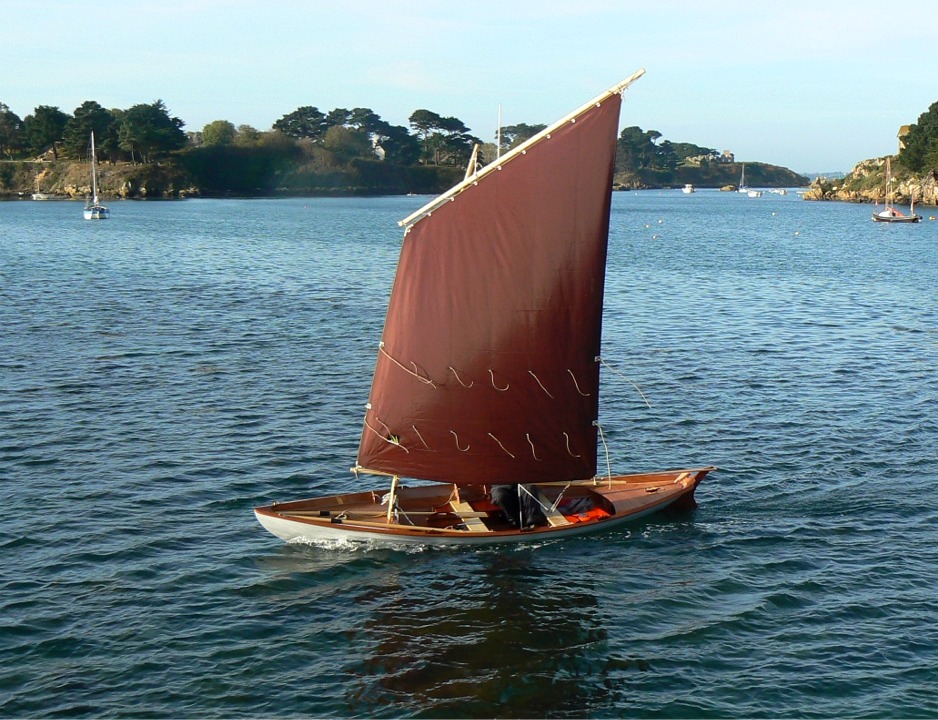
[{"left": 4, "top": 0, "right": 936, "bottom": 173}]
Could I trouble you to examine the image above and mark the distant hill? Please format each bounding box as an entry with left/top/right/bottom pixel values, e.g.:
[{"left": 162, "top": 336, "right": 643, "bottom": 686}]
[{"left": 615, "top": 161, "right": 808, "bottom": 190}]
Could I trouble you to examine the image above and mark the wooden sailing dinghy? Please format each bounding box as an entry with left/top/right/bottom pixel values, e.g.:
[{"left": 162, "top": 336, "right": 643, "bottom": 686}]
[{"left": 254, "top": 69, "right": 714, "bottom": 547}]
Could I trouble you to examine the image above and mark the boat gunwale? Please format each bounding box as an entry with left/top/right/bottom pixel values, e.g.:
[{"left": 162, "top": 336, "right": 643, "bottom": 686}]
[{"left": 254, "top": 466, "right": 715, "bottom": 543}]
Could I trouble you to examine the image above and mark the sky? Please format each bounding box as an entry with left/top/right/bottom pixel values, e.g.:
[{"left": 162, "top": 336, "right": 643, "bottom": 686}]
[{"left": 4, "top": 0, "right": 937, "bottom": 174}]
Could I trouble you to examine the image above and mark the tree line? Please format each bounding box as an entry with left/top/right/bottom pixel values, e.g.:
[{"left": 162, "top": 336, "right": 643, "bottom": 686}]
[
  {"left": 0, "top": 100, "right": 187, "bottom": 164},
  {"left": 7, "top": 94, "right": 929, "bottom": 193},
  {"left": 0, "top": 93, "right": 737, "bottom": 176},
  {"left": 0, "top": 98, "right": 556, "bottom": 170},
  {"left": 2, "top": 93, "right": 936, "bottom": 178}
]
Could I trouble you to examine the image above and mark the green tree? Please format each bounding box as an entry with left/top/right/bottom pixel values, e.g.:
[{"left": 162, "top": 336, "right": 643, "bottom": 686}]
[
  {"left": 324, "top": 108, "right": 352, "bottom": 128},
  {"left": 118, "top": 100, "right": 186, "bottom": 163},
  {"left": 347, "top": 107, "right": 384, "bottom": 133},
  {"left": 376, "top": 124, "right": 421, "bottom": 165},
  {"left": 408, "top": 109, "right": 445, "bottom": 142},
  {"left": 234, "top": 125, "right": 261, "bottom": 146},
  {"left": 63, "top": 101, "right": 115, "bottom": 159},
  {"left": 0, "top": 103, "right": 23, "bottom": 159},
  {"left": 318, "top": 106, "right": 419, "bottom": 164},
  {"left": 670, "top": 141, "right": 719, "bottom": 164},
  {"left": 99, "top": 108, "right": 125, "bottom": 160},
  {"left": 273, "top": 106, "right": 327, "bottom": 140},
  {"left": 499, "top": 123, "right": 547, "bottom": 152},
  {"left": 339, "top": 108, "right": 419, "bottom": 164},
  {"left": 23, "top": 105, "right": 70, "bottom": 159},
  {"left": 616, "top": 126, "right": 665, "bottom": 173},
  {"left": 323, "top": 125, "right": 372, "bottom": 159},
  {"left": 657, "top": 140, "right": 678, "bottom": 171},
  {"left": 202, "top": 119, "right": 237, "bottom": 146},
  {"left": 898, "top": 100, "right": 938, "bottom": 173},
  {"left": 408, "top": 109, "right": 478, "bottom": 165}
]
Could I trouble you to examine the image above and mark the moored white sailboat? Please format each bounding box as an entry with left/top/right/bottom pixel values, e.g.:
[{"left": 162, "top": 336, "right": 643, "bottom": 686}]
[
  {"left": 254, "top": 70, "right": 715, "bottom": 547},
  {"left": 83, "top": 131, "right": 109, "bottom": 220},
  {"left": 737, "top": 164, "right": 748, "bottom": 193},
  {"left": 872, "top": 157, "right": 920, "bottom": 223}
]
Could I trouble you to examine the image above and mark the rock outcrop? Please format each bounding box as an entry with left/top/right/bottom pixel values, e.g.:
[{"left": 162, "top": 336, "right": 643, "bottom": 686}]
[
  {"left": 0, "top": 159, "right": 199, "bottom": 199},
  {"left": 804, "top": 157, "right": 938, "bottom": 206}
]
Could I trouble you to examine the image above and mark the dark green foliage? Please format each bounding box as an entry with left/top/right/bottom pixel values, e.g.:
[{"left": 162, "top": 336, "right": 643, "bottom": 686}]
[
  {"left": 323, "top": 125, "right": 372, "bottom": 160},
  {"left": 62, "top": 101, "right": 116, "bottom": 160},
  {"left": 616, "top": 126, "right": 662, "bottom": 172},
  {"left": 177, "top": 140, "right": 460, "bottom": 196},
  {"left": 408, "top": 109, "right": 480, "bottom": 166},
  {"left": 180, "top": 142, "right": 302, "bottom": 195},
  {"left": 202, "top": 120, "right": 237, "bottom": 147},
  {"left": 614, "top": 124, "right": 806, "bottom": 188},
  {"left": 23, "top": 105, "right": 70, "bottom": 158},
  {"left": 615, "top": 127, "right": 717, "bottom": 174},
  {"left": 118, "top": 100, "right": 187, "bottom": 163},
  {"left": 898, "top": 100, "right": 938, "bottom": 173},
  {"left": 0, "top": 103, "right": 23, "bottom": 159},
  {"left": 498, "top": 123, "right": 547, "bottom": 152},
  {"left": 669, "top": 141, "right": 720, "bottom": 163},
  {"left": 0, "top": 90, "right": 825, "bottom": 196},
  {"left": 377, "top": 124, "right": 421, "bottom": 165},
  {"left": 273, "top": 106, "right": 328, "bottom": 140}
]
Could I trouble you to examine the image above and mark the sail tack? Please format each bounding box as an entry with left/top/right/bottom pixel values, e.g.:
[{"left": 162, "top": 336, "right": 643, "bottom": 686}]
[{"left": 357, "top": 87, "right": 628, "bottom": 485}]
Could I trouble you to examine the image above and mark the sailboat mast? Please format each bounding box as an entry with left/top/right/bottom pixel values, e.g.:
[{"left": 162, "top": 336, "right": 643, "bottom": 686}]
[
  {"left": 885, "top": 157, "right": 892, "bottom": 208},
  {"left": 496, "top": 103, "right": 502, "bottom": 160},
  {"left": 90, "top": 131, "right": 99, "bottom": 204}
]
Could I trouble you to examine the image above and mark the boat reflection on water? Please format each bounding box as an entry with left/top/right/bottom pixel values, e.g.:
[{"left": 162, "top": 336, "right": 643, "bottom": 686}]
[{"left": 341, "top": 548, "right": 625, "bottom": 717}]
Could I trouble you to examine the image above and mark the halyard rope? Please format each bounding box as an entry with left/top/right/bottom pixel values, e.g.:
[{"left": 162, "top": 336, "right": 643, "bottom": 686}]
[
  {"left": 594, "top": 420, "right": 613, "bottom": 485},
  {"left": 598, "top": 356, "right": 651, "bottom": 408}
]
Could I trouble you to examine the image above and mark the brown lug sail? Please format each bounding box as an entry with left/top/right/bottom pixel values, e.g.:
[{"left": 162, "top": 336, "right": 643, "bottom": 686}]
[{"left": 357, "top": 91, "right": 624, "bottom": 485}]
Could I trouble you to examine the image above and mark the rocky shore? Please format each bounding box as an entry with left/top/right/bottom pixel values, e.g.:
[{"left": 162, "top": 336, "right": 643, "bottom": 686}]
[
  {"left": 0, "top": 154, "right": 463, "bottom": 199},
  {"left": 7, "top": 154, "right": 935, "bottom": 206},
  {"left": 803, "top": 157, "right": 938, "bottom": 207},
  {"left": 1, "top": 160, "right": 197, "bottom": 199}
]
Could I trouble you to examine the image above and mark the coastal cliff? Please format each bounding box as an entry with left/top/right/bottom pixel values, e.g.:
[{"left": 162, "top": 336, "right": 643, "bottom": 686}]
[
  {"left": 804, "top": 157, "right": 938, "bottom": 206},
  {"left": 1, "top": 160, "right": 197, "bottom": 199},
  {"left": 0, "top": 155, "right": 462, "bottom": 199}
]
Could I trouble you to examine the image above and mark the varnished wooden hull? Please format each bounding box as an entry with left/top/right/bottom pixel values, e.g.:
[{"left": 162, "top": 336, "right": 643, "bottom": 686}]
[{"left": 254, "top": 467, "right": 714, "bottom": 548}]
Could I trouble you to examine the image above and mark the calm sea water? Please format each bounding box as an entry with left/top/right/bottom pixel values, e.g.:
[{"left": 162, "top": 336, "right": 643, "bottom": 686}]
[{"left": 1, "top": 191, "right": 937, "bottom": 718}]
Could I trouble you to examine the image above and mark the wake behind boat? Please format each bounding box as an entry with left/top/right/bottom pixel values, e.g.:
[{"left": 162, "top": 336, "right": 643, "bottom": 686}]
[{"left": 254, "top": 69, "right": 715, "bottom": 547}]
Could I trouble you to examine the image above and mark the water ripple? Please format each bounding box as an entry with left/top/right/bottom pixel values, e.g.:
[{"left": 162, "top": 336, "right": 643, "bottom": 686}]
[{"left": 2, "top": 194, "right": 938, "bottom": 717}]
